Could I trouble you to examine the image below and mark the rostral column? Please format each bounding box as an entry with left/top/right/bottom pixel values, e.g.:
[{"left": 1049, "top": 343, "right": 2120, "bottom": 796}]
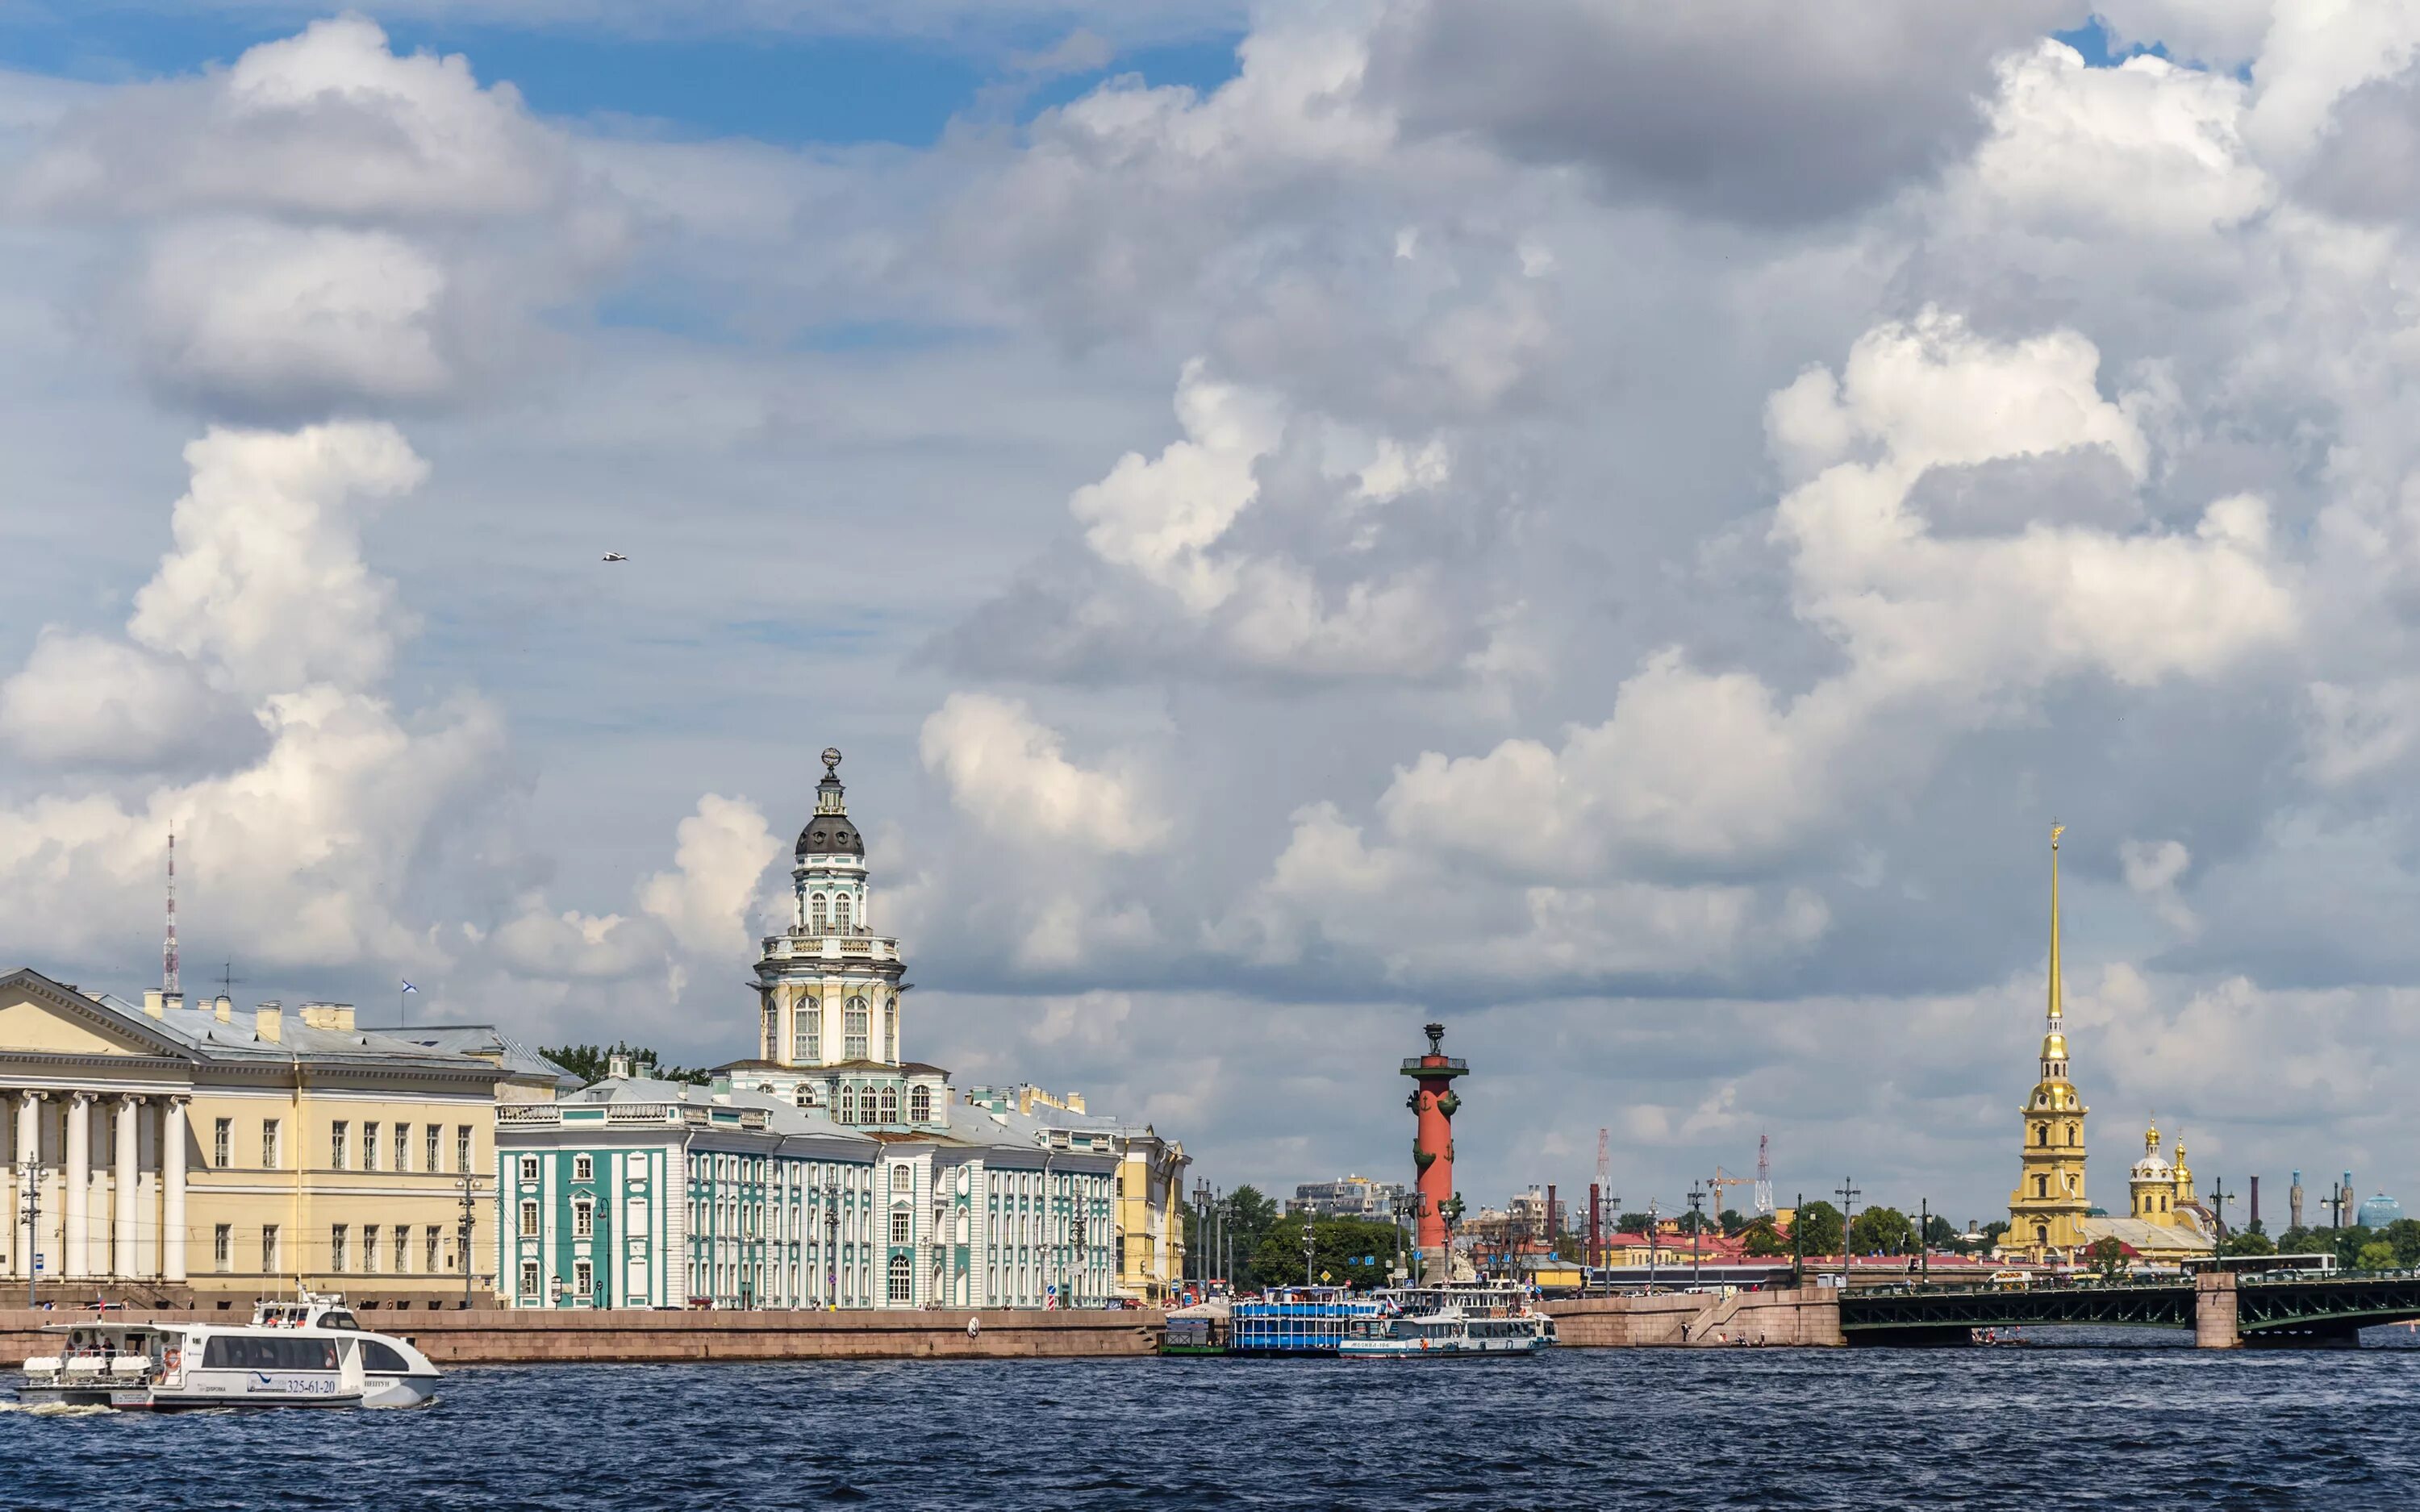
[{"left": 1401, "top": 1022, "right": 1467, "bottom": 1281}]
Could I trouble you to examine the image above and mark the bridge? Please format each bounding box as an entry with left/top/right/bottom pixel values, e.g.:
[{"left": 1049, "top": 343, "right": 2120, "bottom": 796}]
[{"left": 1839, "top": 1271, "right": 2420, "bottom": 1347}]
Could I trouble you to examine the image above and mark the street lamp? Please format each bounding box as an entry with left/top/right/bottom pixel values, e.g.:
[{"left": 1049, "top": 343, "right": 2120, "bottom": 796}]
[
  {"left": 1646, "top": 1198, "right": 1661, "bottom": 1294},
  {"left": 1302, "top": 1208, "right": 1317, "bottom": 1287},
  {"left": 1071, "top": 1203, "right": 1088, "bottom": 1309},
  {"left": 1192, "top": 1179, "right": 1212, "bottom": 1288},
  {"left": 1835, "top": 1177, "right": 1861, "bottom": 1293},
  {"left": 822, "top": 1182, "right": 841, "bottom": 1307}
]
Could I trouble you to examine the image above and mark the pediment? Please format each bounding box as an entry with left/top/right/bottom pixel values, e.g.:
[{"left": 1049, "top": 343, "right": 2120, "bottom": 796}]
[{"left": 0, "top": 968, "right": 191, "bottom": 1060}]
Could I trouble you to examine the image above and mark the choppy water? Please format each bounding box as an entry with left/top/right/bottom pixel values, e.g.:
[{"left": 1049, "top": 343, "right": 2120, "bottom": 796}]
[{"left": 6, "top": 1330, "right": 2419, "bottom": 1509}]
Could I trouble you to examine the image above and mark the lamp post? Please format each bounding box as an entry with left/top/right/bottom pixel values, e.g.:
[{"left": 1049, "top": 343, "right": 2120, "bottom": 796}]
[
  {"left": 1191, "top": 1179, "right": 1211, "bottom": 1287},
  {"left": 822, "top": 1182, "right": 841, "bottom": 1307},
  {"left": 1072, "top": 1203, "right": 1088, "bottom": 1309},
  {"left": 17, "top": 1156, "right": 36, "bottom": 1307},
  {"left": 1919, "top": 1197, "right": 1931, "bottom": 1283},
  {"left": 1792, "top": 1191, "right": 1805, "bottom": 1287},
  {"left": 1302, "top": 1209, "right": 1317, "bottom": 1287},
  {"left": 1835, "top": 1177, "right": 1861, "bottom": 1293},
  {"left": 1688, "top": 1183, "right": 1705, "bottom": 1292},
  {"left": 1646, "top": 1198, "right": 1661, "bottom": 1294}
]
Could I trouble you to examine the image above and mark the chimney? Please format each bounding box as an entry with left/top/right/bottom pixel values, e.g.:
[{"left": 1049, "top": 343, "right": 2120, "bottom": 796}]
[
  {"left": 2250, "top": 1175, "right": 2260, "bottom": 1231},
  {"left": 144, "top": 989, "right": 165, "bottom": 1018},
  {"left": 164, "top": 991, "right": 183, "bottom": 1012},
  {"left": 1066, "top": 1091, "right": 1086, "bottom": 1114},
  {"left": 214, "top": 994, "right": 232, "bottom": 1024},
  {"left": 255, "top": 1002, "right": 282, "bottom": 1043},
  {"left": 608, "top": 1052, "right": 632, "bottom": 1080}
]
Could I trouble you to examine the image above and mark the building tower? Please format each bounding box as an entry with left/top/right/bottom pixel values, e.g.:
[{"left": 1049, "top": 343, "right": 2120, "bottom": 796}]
[
  {"left": 1400, "top": 1022, "right": 1467, "bottom": 1283},
  {"left": 2006, "top": 823, "right": 2090, "bottom": 1259},
  {"left": 2130, "top": 1120, "right": 2178, "bottom": 1225},
  {"left": 747, "top": 748, "right": 942, "bottom": 1131},
  {"left": 162, "top": 827, "right": 179, "bottom": 997}
]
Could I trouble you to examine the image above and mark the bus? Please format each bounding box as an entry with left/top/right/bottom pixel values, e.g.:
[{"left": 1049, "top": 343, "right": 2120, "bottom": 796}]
[{"left": 2187, "top": 1252, "right": 2338, "bottom": 1278}]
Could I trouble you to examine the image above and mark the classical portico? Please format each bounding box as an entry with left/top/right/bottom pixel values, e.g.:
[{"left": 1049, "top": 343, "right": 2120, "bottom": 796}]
[{"left": 2, "top": 1079, "right": 194, "bottom": 1288}]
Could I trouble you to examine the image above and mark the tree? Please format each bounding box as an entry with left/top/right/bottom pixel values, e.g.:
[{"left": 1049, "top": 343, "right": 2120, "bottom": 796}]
[
  {"left": 2384, "top": 1218, "right": 2420, "bottom": 1268},
  {"left": 2220, "top": 1230, "right": 2275, "bottom": 1258},
  {"left": 2358, "top": 1239, "right": 2398, "bottom": 1272},
  {"left": 2275, "top": 1225, "right": 2319, "bottom": 1256},
  {"left": 1247, "top": 1214, "right": 1404, "bottom": 1290},
  {"left": 2330, "top": 1225, "right": 2376, "bottom": 1272},
  {"left": 1224, "top": 1186, "right": 1283, "bottom": 1287},
  {"left": 1792, "top": 1201, "right": 1844, "bottom": 1257},
  {"left": 1849, "top": 1206, "right": 1917, "bottom": 1256},
  {"left": 2088, "top": 1237, "right": 2127, "bottom": 1280},
  {"left": 1922, "top": 1214, "right": 1959, "bottom": 1248},
  {"left": 1718, "top": 1209, "right": 1750, "bottom": 1237},
  {"left": 1980, "top": 1220, "right": 2012, "bottom": 1248},
  {"left": 1742, "top": 1220, "right": 1790, "bottom": 1258},
  {"left": 1673, "top": 1209, "right": 1715, "bottom": 1235},
  {"left": 1615, "top": 1211, "right": 1654, "bottom": 1236},
  {"left": 540, "top": 1041, "right": 711, "bottom": 1085}
]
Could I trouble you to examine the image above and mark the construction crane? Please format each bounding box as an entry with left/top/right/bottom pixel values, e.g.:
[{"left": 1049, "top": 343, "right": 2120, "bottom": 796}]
[
  {"left": 1755, "top": 1133, "right": 1774, "bottom": 1215},
  {"left": 1706, "top": 1166, "right": 1751, "bottom": 1227}
]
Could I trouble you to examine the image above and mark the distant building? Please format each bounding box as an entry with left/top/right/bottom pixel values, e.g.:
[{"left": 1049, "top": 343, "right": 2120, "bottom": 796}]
[
  {"left": 1285, "top": 1173, "right": 1404, "bottom": 1218},
  {"left": 2360, "top": 1193, "right": 2405, "bottom": 1230},
  {"left": 2004, "top": 827, "right": 2092, "bottom": 1260},
  {"left": 2073, "top": 1121, "right": 2213, "bottom": 1264},
  {"left": 963, "top": 1084, "right": 1189, "bottom": 1305}
]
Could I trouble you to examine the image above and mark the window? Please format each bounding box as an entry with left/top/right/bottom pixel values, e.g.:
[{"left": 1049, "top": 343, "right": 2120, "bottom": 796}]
[
  {"left": 879, "top": 1087, "right": 898, "bottom": 1123},
  {"left": 811, "top": 893, "right": 828, "bottom": 932},
  {"left": 839, "top": 1087, "right": 856, "bottom": 1124},
  {"left": 331, "top": 1225, "right": 349, "bottom": 1272},
  {"left": 910, "top": 1086, "right": 932, "bottom": 1123},
  {"left": 203, "top": 1336, "right": 339, "bottom": 1372},
  {"left": 521, "top": 1200, "right": 540, "bottom": 1233},
  {"left": 426, "top": 1126, "right": 440, "bottom": 1173},
  {"left": 795, "top": 996, "right": 820, "bottom": 1061},
  {"left": 363, "top": 1122, "right": 380, "bottom": 1172},
  {"left": 887, "top": 1254, "right": 912, "bottom": 1304},
  {"left": 361, "top": 1339, "right": 411, "bottom": 1374},
  {"left": 2034, "top": 1176, "right": 2047, "bottom": 1198},
  {"left": 457, "top": 1125, "right": 473, "bottom": 1173},
  {"left": 214, "top": 1224, "right": 232, "bottom": 1272},
  {"left": 845, "top": 997, "right": 869, "bottom": 1060},
  {"left": 213, "top": 1118, "right": 232, "bottom": 1169},
  {"left": 262, "top": 1120, "right": 282, "bottom": 1169},
  {"left": 574, "top": 1155, "right": 594, "bottom": 1182},
  {"left": 332, "top": 1123, "right": 349, "bottom": 1171},
  {"left": 883, "top": 1001, "right": 896, "bottom": 1062},
  {"left": 395, "top": 1123, "right": 411, "bottom": 1172},
  {"left": 519, "top": 1156, "right": 540, "bottom": 1181},
  {"left": 520, "top": 1260, "right": 540, "bottom": 1298},
  {"left": 891, "top": 1207, "right": 911, "bottom": 1244},
  {"left": 2067, "top": 1125, "right": 2079, "bottom": 1146},
  {"left": 261, "top": 1225, "right": 280, "bottom": 1272},
  {"left": 393, "top": 1227, "right": 410, "bottom": 1273},
  {"left": 425, "top": 1227, "right": 440, "bottom": 1274},
  {"left": 574, "top": 1202, "right": 595, "bottom": 1239},
  {"left": 2035, "top": 1126, "right": 2047, "bottom": 1146},
  {"left": 2035, "top": 1223, "right": 2049, "bottom": 1244},
  {"left": 363, "top": 1225, "right": 380, "bottom": 1272},
  {"left": 575, "top": 1258, "right": 594, "bottom": 1296}
]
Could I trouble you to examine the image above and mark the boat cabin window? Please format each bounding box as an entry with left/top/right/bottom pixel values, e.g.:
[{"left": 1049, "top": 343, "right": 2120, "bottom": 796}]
[
  {"left": 319, "top": 1311, "right": 359, "bottom": 1331},
  {"left": 202, "top": 1336, "right": 340, "bottom": 1371},
  {"left": 358, "top": 1339, "right": 411, "bottom": 1373}
]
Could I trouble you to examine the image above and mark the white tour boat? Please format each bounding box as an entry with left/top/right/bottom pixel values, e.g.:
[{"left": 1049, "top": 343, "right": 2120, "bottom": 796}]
[
  {"left": 16, "top": 1293, "right": 442, "bottom": 1410},
  {"left": 1337, "top": 1279, "right": 1557, "bottom": 1360}
]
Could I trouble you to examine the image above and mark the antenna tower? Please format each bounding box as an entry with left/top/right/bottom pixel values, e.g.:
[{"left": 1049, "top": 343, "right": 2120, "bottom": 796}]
[
  {"left": 1596, "top": 1127, "right": 1610, "bottom": 1197},
  {"left": 1754, "top": 1131, "right": 1773, "bottom": 1214},
  {"left": 162, "top": 827, "right": 179, "bottom": 996}
]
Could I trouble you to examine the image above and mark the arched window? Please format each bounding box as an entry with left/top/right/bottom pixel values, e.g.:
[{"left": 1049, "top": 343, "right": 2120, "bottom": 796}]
[
  {"left": 834, "top": 893, "right": 852, "bottom": 931},
  {"left": 2034, "top": 1224, "right": 2048, "bottom": 1244},
  {"left": 2036, "top": 1126, "right": 2047, "bottom": 1146},
  {"left": 2067, "top": 1124, "right": 2078, "bottom": 1146},
  {"left": 839, "top": 1086, "right": 857, "bottom": 1124},
  {"left": 909, "top": 1086, "right": 933, "bottom": 1123},
  {"left": 811, "top": 894, "right": 828, "bottom": 932},
  {"left": 845, "top": 997, "right": 869, "bottom": 1060},
  {"left": 794, "top": 1085, "right": 812, "bottom": 1109},
  {"left": 887, "top": 1254, "right": 912, "bottom": 1305},
  {"left": 794, "top": 996, "right": 820, "bottom": 1062},
  {"left": 884, "top": 1002, "right": 897, "bottom": 1062},
  {"left": 2034, "top": 1176, "right": 2047, "bottom": 1198},
  {"left": 879, "top": 1087, "right": 899, "bottom": 1123}
]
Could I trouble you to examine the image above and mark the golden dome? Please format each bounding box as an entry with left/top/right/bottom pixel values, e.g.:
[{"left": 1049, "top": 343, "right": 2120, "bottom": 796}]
[{"left": 2041, "top": 1031, "right": 2068, "bottom": 1059}]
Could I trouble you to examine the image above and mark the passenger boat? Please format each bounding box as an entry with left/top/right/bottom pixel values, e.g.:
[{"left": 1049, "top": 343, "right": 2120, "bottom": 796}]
[
  {"left": 1338, "top": 1279, "right": 1556, "bottom": 1360},
  {"left": 1227, "top": 1286, "right": 1391, "bottom": 1356},
  {"left": 16, "top": 1293, "right": 441, "bottom": 1410}
]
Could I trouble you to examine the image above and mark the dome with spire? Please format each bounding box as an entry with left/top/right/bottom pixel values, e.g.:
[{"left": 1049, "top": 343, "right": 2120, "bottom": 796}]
[{"left": 795, "top": 746, "right": 865, "bottom": 858}]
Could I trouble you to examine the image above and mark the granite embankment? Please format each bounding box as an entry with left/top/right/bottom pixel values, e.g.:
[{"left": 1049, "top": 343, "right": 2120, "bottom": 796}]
[
  {"left": 0, "top": 1306, "right": 1164, "bottom": 1365},
  {"left": 1543, "top": 1286, "right": 1844, "bottom": 1347}
]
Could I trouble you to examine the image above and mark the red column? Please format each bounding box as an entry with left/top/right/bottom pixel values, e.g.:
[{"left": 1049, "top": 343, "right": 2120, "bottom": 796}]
[{"left": 1401, "top": 1023, "right": 1468, "bottom": 1256}]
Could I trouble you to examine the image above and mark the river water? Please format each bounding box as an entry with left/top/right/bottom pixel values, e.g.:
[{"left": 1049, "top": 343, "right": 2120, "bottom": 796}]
[{"left": 5, "top": 1331, "right": 2418, "bottom": 1509}]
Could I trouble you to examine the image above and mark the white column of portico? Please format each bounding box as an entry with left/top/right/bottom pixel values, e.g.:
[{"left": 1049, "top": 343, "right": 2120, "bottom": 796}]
[
  {"left": 14, "top": 1093, "right": 42, "bottom": 1281},
  {"left": 161, "top": 1098, "right": 187, "bottom": 1283},
  {"left": 63, "top": 1093, "right": 90, "bottom": 1279},
  {"left": 113, "top": 1096, "right": 140, "bottom": 1280},
  {"left": 0, "top": 1092, "right": 14, "bottom": 1278}
]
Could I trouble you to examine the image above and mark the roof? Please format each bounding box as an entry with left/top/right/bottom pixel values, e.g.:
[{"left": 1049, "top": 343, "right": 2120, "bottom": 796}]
[
  {"left": 361, "top": 1023, "right": 578, "bottom": 1088},
  {"left": 2075, "top": 1216, "right": 2215, "bottom": 1254},
  {"left": 562, "top": 1076, "right": 880, "bottom": 1143}
]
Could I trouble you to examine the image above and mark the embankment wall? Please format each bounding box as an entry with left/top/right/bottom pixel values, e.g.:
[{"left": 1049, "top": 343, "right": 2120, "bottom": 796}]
[
  {"left": 0, "top": 1307, "right": 1163, "bottom": 1366},
  {"left": 1545, "top": 1286, "right": 1842, "bottom": 1347}
]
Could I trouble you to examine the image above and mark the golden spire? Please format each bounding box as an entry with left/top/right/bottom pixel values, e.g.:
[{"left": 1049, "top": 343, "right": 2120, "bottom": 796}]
[{"left": 2047, "top": 823, "right": 2065, "bottom": 1024}]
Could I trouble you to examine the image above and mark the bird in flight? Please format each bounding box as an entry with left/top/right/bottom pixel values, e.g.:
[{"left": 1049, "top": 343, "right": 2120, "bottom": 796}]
[{"left": 601, "top": 552, "right": 628, "bottom": 562}]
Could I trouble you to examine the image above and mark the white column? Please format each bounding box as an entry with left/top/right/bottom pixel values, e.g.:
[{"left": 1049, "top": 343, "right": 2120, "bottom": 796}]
[
  {"left": 14, "top": 1092, "right": 41, "bottom": 1281},
  {"left": 63, "top": 1093, "right": 90, "bottom": 1279},
  {"left": 114, "top": 1096, "right": 140, "bottom": 1280},
  {"left": 161, "top": 1098, "right": 188, "bottom": 1283},
  {"left": 0, "top": 1092, "right": 14, "bottom": 1280}
]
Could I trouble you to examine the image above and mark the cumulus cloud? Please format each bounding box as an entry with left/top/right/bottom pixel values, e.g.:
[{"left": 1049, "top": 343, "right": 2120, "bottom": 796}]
[
  {"left": 919, "top": 692, "right": 1168, "bottom": 854},
  {"left": 638, "top": 793, "right": 782, "bottom": 959}
]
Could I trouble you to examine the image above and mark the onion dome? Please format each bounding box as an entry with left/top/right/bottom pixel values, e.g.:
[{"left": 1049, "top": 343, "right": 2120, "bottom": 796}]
[{"left": 795, "top": 746, "right": 866, "bottom": 859}]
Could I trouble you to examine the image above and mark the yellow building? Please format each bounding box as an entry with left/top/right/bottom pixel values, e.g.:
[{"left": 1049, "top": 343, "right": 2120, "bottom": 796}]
[
  {"left": 0, "top": 967, "right": 534, "bottom": 1304},
  {"left": 2005, "top": 826, "right": 2092, "bottom": 1259},
  {"left": 2070, "top": 1121, "right": 2216, "bottom": 1265},
  {"left": 965, "top": 1083, "right": 1190, "bottom": 1303}
]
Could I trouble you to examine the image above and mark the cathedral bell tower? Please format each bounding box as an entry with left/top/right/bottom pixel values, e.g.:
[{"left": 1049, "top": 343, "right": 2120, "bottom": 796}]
[
  {"left": 752, "top": 748, "right": 910, "bottom": 1073},
  {"left": 2006, "top": 824, "right": 2091, "bottom": 1259}
]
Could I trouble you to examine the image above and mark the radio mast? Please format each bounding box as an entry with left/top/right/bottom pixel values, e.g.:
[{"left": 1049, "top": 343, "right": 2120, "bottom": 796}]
[{"left": 162, "top": 827, "right": 180, "bottom": 997}]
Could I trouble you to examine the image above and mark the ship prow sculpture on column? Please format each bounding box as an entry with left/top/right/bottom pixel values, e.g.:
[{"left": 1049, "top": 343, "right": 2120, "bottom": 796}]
[{"left": 1401, "top": 1021, "right": 1471, "bottom": 1285}]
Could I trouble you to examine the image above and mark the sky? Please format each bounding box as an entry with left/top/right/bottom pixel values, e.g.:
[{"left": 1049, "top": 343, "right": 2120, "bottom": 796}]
[{"left": 1, "top": 0, "right": 2415, "bottom": 1231}]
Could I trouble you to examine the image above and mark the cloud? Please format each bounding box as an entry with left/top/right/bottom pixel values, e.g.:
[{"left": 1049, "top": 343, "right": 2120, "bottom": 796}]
[
  {"left": 638, "top": 793, "right": 782, "bottom": 959},
  {"left": 918, "top": 692, "right": 1168, "bottom": 854},
  {"left": 1365, "top": 0, "right": 2073, "bottom": 223},
  {"left": 2120, "top": 837, "right": 2198, "bottom": 936}
]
